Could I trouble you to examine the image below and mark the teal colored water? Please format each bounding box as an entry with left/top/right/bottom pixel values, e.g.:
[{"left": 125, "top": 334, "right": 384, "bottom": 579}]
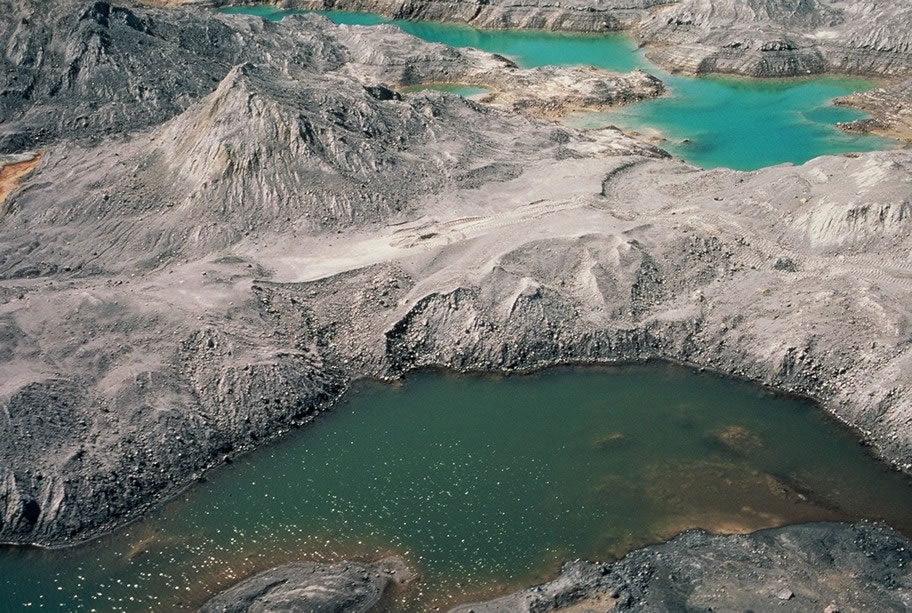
[
  {"left": 3, "top": 365, "right": 912, "bottom": 612},
  {"left": 219, "top": 6, "right": 899, "bottom": 170},
  {"left": 567, "top": 75, "right": 893, "bottom": 170}
]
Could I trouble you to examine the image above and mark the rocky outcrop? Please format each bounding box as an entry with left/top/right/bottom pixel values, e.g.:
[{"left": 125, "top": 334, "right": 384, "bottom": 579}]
[
  {"left": 448, "top": 522, "right": 912, "bottom": 612},
  {"left": 197, "top": 558, "right": 411, "bottom": 613},
  {"left": 836, "top": 77, "right": 912, "bottom": 143}
]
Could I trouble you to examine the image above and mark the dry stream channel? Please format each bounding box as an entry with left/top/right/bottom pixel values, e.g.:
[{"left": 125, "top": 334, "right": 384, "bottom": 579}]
[{"left": 2, "top": 8, "right": 912, "bottom": 613}]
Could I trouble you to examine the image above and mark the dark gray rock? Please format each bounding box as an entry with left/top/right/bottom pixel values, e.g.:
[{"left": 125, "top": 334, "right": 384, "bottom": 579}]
[
  {"left": 198, "top": 558, "right": 412, "bottom": 613},
  {"left": 449, "top": 522, "right": 912, "bottom": 613}
]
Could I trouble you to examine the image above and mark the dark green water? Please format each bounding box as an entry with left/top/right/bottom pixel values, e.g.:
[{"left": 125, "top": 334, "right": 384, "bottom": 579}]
[
  {"left": 4, "top": 365, "right": 912, "bottom": 612},
  {"left": 218, "top": 6, "right": 899, "bottom": 170}
]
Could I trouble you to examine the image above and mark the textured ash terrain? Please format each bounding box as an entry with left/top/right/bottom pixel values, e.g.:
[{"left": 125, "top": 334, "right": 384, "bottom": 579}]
[{"left": 2, "top": 0, "right": 912, "bottom": 612}]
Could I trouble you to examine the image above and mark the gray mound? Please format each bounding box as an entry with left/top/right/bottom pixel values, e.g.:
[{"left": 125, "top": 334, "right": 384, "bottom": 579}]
[{"left": 197, "top": 558, "right": 411, "bottom": 613}]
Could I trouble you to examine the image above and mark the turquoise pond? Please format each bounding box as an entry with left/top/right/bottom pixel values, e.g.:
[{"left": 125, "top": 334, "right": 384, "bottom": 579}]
[
  {"left": 3, "top": 366, "right": 912, "bottom": 612},
  {"left": 219, "top": 6, "right": 900, "bottom": 170}
]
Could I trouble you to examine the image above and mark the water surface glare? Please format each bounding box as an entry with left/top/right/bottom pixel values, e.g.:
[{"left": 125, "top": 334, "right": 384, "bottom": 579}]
[
  {"left": 3, "top": 365, "right": 912, "bottom": 612},
  {"left": 219, "top": 6, "right": 899, "bottom": 170}
]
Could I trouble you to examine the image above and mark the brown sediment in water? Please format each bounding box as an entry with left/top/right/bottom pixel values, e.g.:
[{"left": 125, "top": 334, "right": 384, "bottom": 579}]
[
  {"left": 643, "top": 459, "right": 846, "bottom": 540},
  {"left": 707, "top": 424, "right": 764, "bottom": 455},
  {"left": 123, "top": 527, "right": 184, "bottom": 561},
  {"left": 0, "top": 152, "right": 41, "bottom": 207}
]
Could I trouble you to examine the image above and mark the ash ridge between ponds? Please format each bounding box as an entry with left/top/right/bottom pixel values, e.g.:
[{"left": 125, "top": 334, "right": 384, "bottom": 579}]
[{"left": 0, "top": 0, "right": 911, "bottom": 611}]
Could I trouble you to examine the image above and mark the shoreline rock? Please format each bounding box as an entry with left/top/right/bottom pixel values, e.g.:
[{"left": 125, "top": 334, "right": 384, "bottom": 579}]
[
  {"left": 174, "top": 0, "right": 912, "bottom": 79},
  {"left": 447, "top": 522, "right": 912, "bottom": 613},
  {"left": 197, "top": 557, "right": 413, "bottom": 613},
  {"left": 195, "top": 522, "right": 912, "bottom": 612}
]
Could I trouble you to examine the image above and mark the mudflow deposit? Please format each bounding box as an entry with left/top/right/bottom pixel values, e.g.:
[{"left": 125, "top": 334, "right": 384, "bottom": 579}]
[{"left": 1, "top": 0, "right": 912, "bottom": 611}]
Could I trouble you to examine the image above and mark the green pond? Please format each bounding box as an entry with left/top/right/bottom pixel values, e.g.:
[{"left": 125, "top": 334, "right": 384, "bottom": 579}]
[
  {"left": 218, "top": 6, "right": 899, "bottom": 170},
  {"left": 4, "top": 365, "right": 912, "bottom": 612}
]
